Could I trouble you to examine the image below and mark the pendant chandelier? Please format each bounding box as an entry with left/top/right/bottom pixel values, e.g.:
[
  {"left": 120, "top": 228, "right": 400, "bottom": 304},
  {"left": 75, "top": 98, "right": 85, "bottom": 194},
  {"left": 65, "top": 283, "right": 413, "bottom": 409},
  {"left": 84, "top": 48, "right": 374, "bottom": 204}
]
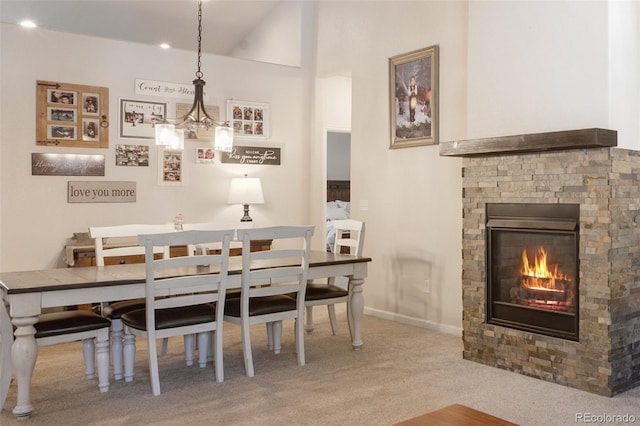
[{"left": 154, "top": 0, "right": 234, "bottom": 152}]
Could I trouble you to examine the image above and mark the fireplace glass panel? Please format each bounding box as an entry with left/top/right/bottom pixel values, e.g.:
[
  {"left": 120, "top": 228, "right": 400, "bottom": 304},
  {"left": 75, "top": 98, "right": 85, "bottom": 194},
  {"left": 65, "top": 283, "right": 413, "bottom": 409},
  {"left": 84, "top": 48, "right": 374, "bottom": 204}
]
[
  {"left": 486, "top": 203, "right": 579, "bottom": 341},
  {"left": 490, "top": 230, "right": 577, "bottom": 314}
]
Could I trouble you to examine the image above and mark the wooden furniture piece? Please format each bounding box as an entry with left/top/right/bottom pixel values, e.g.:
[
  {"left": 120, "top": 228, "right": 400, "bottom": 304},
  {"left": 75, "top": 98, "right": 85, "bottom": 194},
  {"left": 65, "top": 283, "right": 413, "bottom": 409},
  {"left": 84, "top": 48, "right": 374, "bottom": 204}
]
[
  {"left": 66, "top": 239, "right": 272, "bottom": 267},
  {"left": 34, "top": 310, "right": 111, "bottom": 392},
  {"left": 305, "top": 219, "right": 365, "bottom": 335},
  {"left": 0, "top": 302, "right": 111, "bottom": 407},
  {"left": 120, "top": 229, "right": 234, "bottom": 395},
  {"left": 0, "top": 250, "right": 370, "bottom": 419},
  {"left": 89, "top": 224, "right": 174, "bottom": 381},
  {"left": 393, "top": 404, "right": 518, "bottom": 426},
  {"left": 223, "top": 226, "right": 313, "bottom": 377}
]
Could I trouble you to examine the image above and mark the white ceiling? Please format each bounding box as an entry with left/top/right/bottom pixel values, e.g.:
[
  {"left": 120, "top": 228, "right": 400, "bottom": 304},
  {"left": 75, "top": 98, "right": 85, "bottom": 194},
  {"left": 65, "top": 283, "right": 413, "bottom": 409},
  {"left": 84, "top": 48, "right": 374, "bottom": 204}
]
[{"left": 0, "top": 0, "right": 283, "bottom": 56}]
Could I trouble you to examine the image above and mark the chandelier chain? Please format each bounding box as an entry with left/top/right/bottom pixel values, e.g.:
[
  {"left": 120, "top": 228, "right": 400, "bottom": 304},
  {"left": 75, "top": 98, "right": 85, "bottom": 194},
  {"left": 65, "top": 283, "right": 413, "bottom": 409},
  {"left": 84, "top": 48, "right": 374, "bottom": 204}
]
[{"left": 196, "top": 0, "right": 203, "bottom": 79}]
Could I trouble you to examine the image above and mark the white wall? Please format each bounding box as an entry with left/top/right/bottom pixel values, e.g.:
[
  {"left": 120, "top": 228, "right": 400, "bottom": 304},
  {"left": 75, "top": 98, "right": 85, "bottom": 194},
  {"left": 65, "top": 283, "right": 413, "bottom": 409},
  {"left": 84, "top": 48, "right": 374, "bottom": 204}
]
[
  {"left": 314, "top": 1, "right": 468, "bottom": 333},
  {"left": 0, "top": 23, "right": 310, "bottom": 271},
  {"left": 467, "top": 0, "right": 640, "bottom": 149}
]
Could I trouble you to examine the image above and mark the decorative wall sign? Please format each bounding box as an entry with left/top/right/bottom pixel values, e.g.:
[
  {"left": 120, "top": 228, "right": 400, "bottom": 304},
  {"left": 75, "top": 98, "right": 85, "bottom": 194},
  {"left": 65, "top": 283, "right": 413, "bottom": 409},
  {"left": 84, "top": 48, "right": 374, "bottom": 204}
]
[
  {"left": 135, "top": 78, "right": 208, "bottom": 100},
  {"left": 220, "top": 146, "right": 281, "bottom": 165},
  {"left": 32, "top": 153, "right": 105, "bottom": 176},
  {"left": 68, "top": 181, "right": 136, "bottom": 203},
  {"left": 115, "top": 144, "right": 149, "bottom": 166},
  {"left": 196, "top": 147, "right": 215, "bottom": 164},
  {"left": 36, "top": 80, "right": 109, "bottom": 148},
  {"left": 389, "top": 45, "right": 439, "bottom": 148},
  {"left": 226, "top": 100, "right": 269, "bottom": 139},
  {"left": 119, "top": 98, "right": 167, "bottom": 139},
  {"left": 176, "top": 102, "right": 219, "bottom": 141},
  {"left": 158, "top": 149, "right": 183, "bottom": 185}
]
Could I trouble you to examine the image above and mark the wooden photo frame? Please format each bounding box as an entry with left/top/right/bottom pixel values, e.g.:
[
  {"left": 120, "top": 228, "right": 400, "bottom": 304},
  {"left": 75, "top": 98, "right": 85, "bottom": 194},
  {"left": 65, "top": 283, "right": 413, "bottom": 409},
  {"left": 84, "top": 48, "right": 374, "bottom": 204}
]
[
  {"left": 226, "top": 100, "right": 269, "bottom": 140},
  {"left": 119, "top": 98, "right": 167, "bottom": 139},
  {"left": 36, "top": 81, "right": 109, "bottom": 148},
  {"left": 389, "top": 45, "right": 439, "bottom": 149},
  {"left": 158, "top": 148, "right": 183, "bottom": 185}
]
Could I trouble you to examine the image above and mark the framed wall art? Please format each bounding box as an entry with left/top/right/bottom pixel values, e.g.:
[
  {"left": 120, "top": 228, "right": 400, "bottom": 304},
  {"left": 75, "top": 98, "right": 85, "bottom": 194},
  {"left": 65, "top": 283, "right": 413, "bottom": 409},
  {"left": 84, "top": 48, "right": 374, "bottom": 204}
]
[
  {"left": 226, "top": 100, "right": 268, "bottom": 139},
  {"left": 389, "top": 45, "right": 439, "bottom": 149},
  {"left": 158, "top": 149, "right": 183, "bottom": 185},
  {"left": 119, "top": 98, "right": 167, "bottom": 139},
  {"left": 115, "top": 144, "right": 149, "bottom": 166},
  {"left": 196, "top": 147, "right": 215, "bottom": 164},
  {"left": 36, "top": 80, "right": 109, "bottom": 148}
]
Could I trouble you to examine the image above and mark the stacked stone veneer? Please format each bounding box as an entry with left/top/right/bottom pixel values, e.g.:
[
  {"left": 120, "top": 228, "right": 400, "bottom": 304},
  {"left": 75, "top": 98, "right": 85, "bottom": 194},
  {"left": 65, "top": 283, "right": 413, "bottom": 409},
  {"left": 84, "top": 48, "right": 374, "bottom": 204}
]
[{"left": 462, "top": 147, "right": 640, "bottom": 396}]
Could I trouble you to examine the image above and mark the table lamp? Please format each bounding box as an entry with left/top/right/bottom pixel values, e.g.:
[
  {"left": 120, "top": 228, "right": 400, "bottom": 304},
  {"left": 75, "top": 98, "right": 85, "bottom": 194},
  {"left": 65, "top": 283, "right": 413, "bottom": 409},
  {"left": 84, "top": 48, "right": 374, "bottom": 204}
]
[{"left": 228, "top": 175, "right": 264, "bottom": 222}]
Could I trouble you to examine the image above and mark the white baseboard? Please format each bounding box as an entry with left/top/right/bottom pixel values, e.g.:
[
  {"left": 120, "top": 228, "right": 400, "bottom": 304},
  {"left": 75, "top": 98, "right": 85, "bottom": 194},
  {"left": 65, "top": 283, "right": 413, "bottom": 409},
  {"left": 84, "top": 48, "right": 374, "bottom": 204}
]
[{"left": 364, "top": 307, "right": 462, "bottom": 336}]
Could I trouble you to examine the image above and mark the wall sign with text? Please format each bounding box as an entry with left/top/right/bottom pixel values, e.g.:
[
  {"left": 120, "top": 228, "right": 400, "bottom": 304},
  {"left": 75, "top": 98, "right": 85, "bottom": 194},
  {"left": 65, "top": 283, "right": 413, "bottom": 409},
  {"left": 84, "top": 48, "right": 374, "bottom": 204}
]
[
  {"left": 220, "top": 146, "right": 281, "bottom": 165},
  {"left": 32, "top": 153, "right": 105, "bottom": 176},
  {"left": 68, "top": 181, "right": 136, "bottom": 203}
]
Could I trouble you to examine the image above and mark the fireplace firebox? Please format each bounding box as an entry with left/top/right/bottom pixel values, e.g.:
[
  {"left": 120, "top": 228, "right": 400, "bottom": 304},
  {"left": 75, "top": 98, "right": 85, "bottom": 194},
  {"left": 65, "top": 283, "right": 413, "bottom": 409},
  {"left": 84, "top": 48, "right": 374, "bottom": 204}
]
[{"left": 486, "top": 203, "right": 579, "bottom": 341}]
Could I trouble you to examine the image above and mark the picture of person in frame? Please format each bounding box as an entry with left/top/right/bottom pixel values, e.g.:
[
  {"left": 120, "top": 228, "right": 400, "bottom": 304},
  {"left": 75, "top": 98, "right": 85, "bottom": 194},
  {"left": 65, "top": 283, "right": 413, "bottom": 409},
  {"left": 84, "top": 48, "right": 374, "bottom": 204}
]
[
  {"left": 84, "top": 96, "right": 98, "bottom": 114},
  {"left": 50, "top": 90, "right": 75, "bottom": 104}
]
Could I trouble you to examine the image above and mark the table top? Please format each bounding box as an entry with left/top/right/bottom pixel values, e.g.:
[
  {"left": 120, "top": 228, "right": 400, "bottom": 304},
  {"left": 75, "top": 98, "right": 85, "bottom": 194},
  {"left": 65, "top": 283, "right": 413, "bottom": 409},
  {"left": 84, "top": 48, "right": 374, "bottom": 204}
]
[{"left": 0, "top": 251, "right": 371, "bottom": 295}]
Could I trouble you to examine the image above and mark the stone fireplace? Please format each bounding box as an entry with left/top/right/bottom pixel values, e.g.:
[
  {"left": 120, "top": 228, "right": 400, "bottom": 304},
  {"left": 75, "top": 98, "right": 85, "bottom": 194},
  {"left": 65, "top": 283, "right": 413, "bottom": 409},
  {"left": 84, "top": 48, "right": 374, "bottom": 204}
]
[{"left": 440, "top": 129, "right": 640, "bottom": 396}]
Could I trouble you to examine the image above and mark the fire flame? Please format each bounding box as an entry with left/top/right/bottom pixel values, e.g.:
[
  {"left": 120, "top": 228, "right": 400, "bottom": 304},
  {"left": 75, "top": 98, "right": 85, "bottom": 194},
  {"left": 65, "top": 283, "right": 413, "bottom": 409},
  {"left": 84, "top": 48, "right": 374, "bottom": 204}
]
[{"left": 521, "top": 247, "right": 569, "bottom": 290}]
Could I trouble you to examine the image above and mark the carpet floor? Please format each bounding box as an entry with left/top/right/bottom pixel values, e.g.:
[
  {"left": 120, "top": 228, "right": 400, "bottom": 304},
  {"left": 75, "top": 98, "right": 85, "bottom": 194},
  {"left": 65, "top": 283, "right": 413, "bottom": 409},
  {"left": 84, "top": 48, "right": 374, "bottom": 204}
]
[{"left": 1, "top": 309, "right": 639, "bottom": 425}]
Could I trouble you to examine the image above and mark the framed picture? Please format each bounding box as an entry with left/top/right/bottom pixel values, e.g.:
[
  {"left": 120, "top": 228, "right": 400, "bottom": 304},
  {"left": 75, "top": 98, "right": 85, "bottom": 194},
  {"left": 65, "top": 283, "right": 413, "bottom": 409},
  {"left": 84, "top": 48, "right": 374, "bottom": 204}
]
[
  {"left": 196, "top": 147, "right": 215, "bottom": 164},
  {"left": 115, "top": 144, "right": 149, "bottom": 166},
  {"left": 226, "top": 100, "right": 268, "bottom": 140},
  {"left": 389, "top": 45, "right": 439, "bottom": 149},
  {"left": 158, "top": 149, "right": 183, "bottom": 185},
  {"left": 120, "top": 98, "right": 167, "bottom": 139},
  {"left": 36, "top": 80, "right": 109, "bottom": 148},
  {"left": 176, "top": 102, "right": 220, "bottom": 141}
]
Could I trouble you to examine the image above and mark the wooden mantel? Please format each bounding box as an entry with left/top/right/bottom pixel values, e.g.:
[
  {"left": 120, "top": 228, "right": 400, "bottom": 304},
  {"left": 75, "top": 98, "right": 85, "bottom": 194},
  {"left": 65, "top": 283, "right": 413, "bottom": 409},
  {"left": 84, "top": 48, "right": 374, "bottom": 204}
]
[{"left": 439, "top": 128, "right": 617, "bottom": 157}]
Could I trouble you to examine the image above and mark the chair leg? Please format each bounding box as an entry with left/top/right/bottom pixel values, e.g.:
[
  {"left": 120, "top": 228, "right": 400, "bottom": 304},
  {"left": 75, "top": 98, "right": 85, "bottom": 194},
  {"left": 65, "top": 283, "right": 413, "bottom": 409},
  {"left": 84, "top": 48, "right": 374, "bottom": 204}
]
[
  {"left": 295, "top": 316, "right": 305, "bottom": 366},
  {"left": 82, "top": 338, "right": 95, "bottom": 380},
  {"left": 184, "top": 334, "right": 194, "bottom": 366},
  {"left": 160, "top": 337, "right": 168, "bottom": 356},
  {"left": 123, "top": 328, "right": 136, "bottom": 383},
  {"left": 148, "top": 336, "right": 161, "bottom": 396},
  {"left": 196, "top": 332, "right": 208, "bottom": 368},
  {"left": 304, "top": 305, "right": 314, "bottom": 333},
  {"left": 96, "top": 329, "right": 110, "bottom": 392},
  {"left": 213, "top": 328, "right": 224, "bottom": 383},
  {"left": 241, "top": 322, "right": 254, "bottom": 377},
  {"left": 111, "top": 319, "right": 124, "bottom": 380},
  {"left": 266, "top": 322, "right": 274, "bottom": 350},
  {"left": 327, "top": 304, "right": 339, "bottom": 335},
  {"left": 272, "top": 321, "right": 282, "bottom": 355}
]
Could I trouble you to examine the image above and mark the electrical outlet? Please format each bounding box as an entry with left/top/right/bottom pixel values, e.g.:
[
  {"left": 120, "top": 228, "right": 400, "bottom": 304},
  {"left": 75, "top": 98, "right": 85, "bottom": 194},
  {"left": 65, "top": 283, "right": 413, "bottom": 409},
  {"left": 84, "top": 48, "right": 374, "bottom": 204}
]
[{"left": 423, "top": 279, "right": 431, "bottom": 294}]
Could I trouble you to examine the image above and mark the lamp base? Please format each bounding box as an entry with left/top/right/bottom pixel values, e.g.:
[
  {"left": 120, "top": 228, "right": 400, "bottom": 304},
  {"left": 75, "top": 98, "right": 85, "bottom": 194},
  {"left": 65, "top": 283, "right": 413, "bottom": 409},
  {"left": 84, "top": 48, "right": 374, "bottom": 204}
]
[{"left": 240, "top": 204, "right": 253, "bottom": 222}]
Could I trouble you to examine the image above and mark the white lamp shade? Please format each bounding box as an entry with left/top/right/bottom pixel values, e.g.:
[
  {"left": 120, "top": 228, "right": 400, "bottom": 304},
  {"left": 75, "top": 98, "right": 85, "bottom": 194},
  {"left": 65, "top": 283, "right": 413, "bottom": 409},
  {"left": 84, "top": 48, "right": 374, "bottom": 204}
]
[
  {"left": 155, "top": 124, "right": 184, "bottom": 150},
  {"left": 228, "top": 177, "right": 264, "bottom": 205},
  {"left": 214, "top": 126, "right": 234, "bottom": 152}
]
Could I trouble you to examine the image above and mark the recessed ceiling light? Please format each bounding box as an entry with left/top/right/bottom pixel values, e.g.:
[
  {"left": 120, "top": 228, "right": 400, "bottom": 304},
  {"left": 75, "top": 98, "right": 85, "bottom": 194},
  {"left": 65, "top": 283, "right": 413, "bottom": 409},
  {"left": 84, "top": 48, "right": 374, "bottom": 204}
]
[
  {"left": 160, "top": 43, "right": 171, "bottom": 49},
  {"left": 20, "top": 20, "right": 37, "bottom": 28}
]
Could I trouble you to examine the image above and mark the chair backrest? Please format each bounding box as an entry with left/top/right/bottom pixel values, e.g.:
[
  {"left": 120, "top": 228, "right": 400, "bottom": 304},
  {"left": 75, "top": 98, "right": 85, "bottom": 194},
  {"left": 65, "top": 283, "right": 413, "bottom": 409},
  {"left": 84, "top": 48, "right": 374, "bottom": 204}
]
[
  {"left": 237, "top": 226, "right": 314, "bottom": 313},
  {"left": 89, "top": 224, "right": 174, "bottom": 267},
  {"left": 332, "top": 219, "right": 365, "bottom": 256},
  {"left": 138, "top": 229, "right": 234, "bottom": 338}
]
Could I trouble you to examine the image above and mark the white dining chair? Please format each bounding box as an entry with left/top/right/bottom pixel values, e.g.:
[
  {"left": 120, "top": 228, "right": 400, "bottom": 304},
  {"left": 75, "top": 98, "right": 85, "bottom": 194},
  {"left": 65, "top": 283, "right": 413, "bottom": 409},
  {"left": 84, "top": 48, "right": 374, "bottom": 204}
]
[
  {"left": 223, "top": 225, "right": 314, "bottom": 377},
  {"left": 304, "top": 219, "right": 365, "bottom": 335},
  {"left": 120, "top": 229, "right": 234, "bottom": 395},
  {"left": 89, "top": 224, "right": 174, "bottom": 380}
]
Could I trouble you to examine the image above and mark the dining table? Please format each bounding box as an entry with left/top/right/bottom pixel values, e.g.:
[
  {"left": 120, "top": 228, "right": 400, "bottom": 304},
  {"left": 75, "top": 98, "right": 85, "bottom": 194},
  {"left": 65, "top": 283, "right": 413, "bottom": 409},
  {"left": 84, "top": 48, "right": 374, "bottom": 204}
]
[{"left": 0, "top": 250, "right": 371, "bottom": 420}]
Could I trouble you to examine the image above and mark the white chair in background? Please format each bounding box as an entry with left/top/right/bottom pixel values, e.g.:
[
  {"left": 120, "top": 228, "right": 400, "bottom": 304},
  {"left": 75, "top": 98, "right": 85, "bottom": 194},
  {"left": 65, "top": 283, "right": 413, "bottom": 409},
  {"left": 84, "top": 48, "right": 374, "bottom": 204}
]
[
  {"left": 304, "top": 219, "right": 365, "bottom": 335},
  {"left": 224, "top": 226, "right": 313, "bottom": 377},
  {"left": 121, "top": 229, "right": 234, "bottom": 395},
  {"left": 89, "top": 224, "right": 173, "bottom": 380}
]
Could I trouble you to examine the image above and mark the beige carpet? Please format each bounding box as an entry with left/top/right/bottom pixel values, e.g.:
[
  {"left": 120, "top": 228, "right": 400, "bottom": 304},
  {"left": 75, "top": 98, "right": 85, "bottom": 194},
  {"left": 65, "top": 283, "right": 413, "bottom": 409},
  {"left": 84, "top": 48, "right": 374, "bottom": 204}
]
[{"left": 1, "top": 309, "right": 639, "bottom": 425}]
